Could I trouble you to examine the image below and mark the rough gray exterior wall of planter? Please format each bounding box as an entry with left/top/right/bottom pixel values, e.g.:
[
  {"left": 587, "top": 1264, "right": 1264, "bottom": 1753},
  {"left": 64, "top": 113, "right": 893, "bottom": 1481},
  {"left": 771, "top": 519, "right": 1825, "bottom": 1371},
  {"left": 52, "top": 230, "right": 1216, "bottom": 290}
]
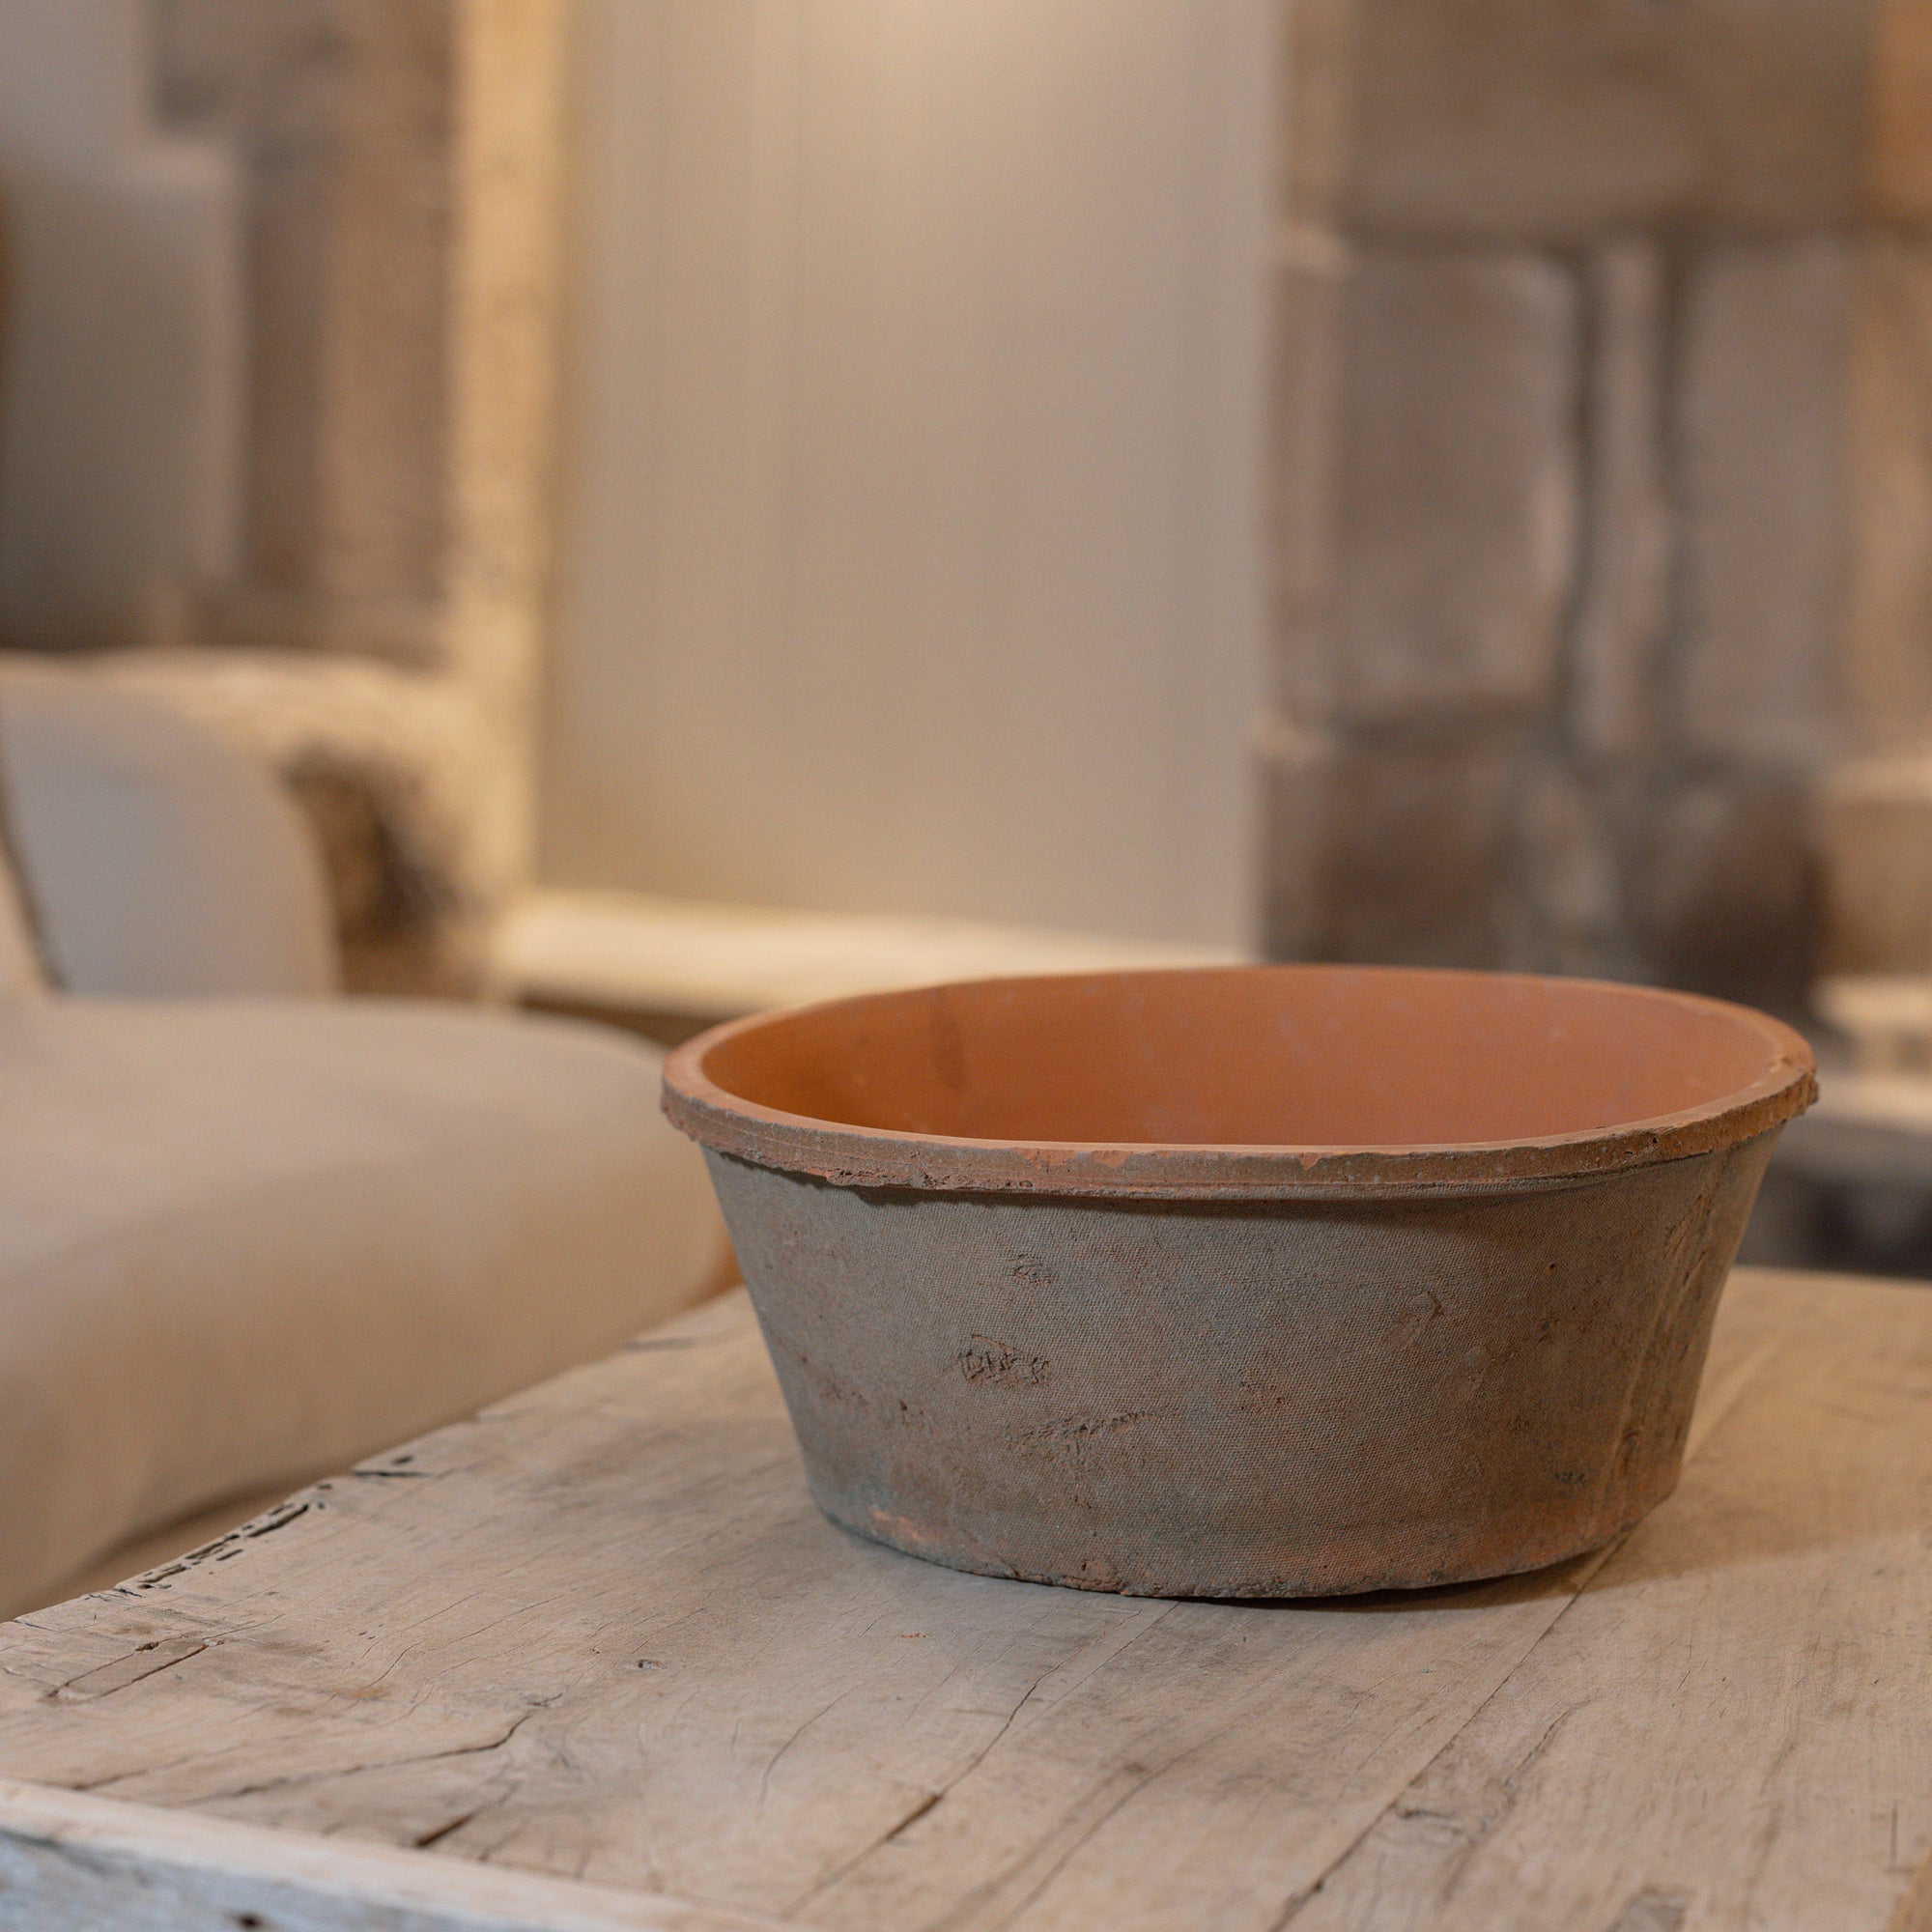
[{"left": 1264, "top": 0, "right": 1932, "bottom": 1012}]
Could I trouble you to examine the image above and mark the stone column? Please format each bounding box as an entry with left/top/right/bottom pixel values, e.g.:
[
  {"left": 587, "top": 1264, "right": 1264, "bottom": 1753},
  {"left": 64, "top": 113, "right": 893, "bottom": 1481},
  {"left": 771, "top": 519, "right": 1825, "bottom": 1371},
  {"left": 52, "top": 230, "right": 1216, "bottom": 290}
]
[{"left": 1266, "top": 0, "right": 1932, "bottom": 1012}]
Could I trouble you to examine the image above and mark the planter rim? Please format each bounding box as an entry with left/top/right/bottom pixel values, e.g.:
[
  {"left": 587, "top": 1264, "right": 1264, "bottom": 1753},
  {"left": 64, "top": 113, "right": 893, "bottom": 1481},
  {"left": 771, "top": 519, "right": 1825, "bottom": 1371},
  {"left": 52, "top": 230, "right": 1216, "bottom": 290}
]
[{"left": 661, "top": 964, "right": 1817, "bottom": 1199}]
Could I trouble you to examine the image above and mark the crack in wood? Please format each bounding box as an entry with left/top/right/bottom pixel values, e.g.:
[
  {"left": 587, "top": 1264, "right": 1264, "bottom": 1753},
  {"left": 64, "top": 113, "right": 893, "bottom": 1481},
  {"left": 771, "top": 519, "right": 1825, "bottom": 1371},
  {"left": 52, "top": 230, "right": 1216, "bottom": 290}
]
[
  {"left": 1604, "top": 1889, "right": 1689, "bottom": 1932},
  {"left": 128, "top": 1502, "right": 318, "bottom": 1592},
  {"left": 50, "top": 1640, "right": 208, "bottom": 1706},
  {"left": 413, "top": 1802, "right": 492, "bottom": 1850},
  {"left": 195, "top": 1710, "right": 536, "bottom": 1808}
]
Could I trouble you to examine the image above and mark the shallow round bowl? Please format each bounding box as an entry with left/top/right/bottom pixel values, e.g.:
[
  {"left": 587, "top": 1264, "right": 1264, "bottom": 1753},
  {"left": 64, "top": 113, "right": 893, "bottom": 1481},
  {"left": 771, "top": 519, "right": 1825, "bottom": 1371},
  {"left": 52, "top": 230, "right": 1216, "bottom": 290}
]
[{"left": 663, "top": 965, "right": 1815, "bottom": 1598}]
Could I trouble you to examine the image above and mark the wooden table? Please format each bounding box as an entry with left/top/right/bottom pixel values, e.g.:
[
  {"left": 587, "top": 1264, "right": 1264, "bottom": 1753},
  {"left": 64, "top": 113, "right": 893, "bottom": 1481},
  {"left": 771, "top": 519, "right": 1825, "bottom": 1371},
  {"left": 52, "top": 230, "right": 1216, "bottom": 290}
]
[{"left": 0, "top": 1266, "right": 1929, "bottom": 1931}]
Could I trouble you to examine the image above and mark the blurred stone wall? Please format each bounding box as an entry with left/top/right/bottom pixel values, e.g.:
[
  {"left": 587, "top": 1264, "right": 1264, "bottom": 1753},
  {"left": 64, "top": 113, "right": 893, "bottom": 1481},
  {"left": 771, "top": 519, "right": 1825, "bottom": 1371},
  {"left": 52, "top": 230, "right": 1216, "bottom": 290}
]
[
  {"left": 153, "top": 0, "right": 455, "bottom": 663},
  {"left": 66, "top": 0, "right": 570, "bottom": 993},
  {"left": 1265, "top": 0, "right": 1932, "bottom": 1012}
]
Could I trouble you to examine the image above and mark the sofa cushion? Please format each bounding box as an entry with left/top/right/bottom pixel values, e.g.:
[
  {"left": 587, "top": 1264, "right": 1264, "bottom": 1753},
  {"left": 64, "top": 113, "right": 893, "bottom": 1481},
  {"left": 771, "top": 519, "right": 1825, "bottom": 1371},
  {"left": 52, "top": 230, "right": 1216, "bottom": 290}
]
[
  {"left": 0, "top": 831, "right": 44, "bottom": 1001},
  {"left": 0, "top": 679, "right": 339, "bottom": 997},
  {"left": 0, "top": 999, "right": 730, "bottom": 1613}
]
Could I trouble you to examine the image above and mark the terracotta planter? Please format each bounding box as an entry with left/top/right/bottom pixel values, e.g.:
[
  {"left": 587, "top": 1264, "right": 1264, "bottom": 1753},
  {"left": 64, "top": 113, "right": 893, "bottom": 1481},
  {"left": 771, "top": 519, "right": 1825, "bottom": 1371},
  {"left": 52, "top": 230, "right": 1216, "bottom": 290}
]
[{"left": 663, "top": 966, "right": 1814, "bottom": 1598}]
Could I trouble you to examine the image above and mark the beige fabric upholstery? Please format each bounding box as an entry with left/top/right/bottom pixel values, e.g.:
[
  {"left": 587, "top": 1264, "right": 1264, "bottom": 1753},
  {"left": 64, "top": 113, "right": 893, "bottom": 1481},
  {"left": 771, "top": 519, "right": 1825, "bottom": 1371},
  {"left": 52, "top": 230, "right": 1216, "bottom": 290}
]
[
  {"left": 0, "top": 679, "right": 339, "bottom": 997},
  {"left": 0, "top": 999, "right": 730, "bottom": 1615},
  {"left": 0, "top": 832, "right": 45, "bottom": 1001}
]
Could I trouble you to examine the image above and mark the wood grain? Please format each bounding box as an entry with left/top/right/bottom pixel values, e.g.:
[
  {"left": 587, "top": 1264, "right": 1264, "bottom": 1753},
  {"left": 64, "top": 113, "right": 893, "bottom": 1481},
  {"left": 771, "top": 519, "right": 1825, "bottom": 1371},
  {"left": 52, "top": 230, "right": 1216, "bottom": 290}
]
[
  {"left": 1287, "top": 1269, "right": 1932, "bottom": 1931},
  {"left": 0, "top": 1776, "right": 773, "bottom": 1932},
  {"left": 0, "top": 1268, "right": 1925, "bottom": 1930}
]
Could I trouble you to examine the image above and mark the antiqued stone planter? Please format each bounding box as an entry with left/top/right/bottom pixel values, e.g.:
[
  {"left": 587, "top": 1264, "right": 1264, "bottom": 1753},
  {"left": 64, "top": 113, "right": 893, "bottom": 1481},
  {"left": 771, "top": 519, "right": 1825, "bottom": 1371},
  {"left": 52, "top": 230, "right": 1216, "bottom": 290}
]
[{"left": 663, "top": 966, "right": 1815, "bottom": 1598}]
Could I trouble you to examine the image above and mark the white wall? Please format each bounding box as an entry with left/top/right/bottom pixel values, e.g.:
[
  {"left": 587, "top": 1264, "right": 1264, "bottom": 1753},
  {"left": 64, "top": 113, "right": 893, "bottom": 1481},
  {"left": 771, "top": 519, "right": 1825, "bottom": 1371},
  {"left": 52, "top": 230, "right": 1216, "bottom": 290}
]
[
  {"left": 545, "top": 0, "right": 1275, "bottom": 948},
  {"left": 0, "top": 0, "right": 242, "bottom": 652}
]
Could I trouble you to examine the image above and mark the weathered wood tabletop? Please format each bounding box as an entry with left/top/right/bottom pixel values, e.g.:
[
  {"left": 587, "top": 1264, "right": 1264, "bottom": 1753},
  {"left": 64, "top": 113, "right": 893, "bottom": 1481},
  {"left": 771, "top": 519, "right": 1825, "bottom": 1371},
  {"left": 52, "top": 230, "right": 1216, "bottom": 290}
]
[{"left": 1, "top": 1265, "right": 1929, "bottom": 1932}]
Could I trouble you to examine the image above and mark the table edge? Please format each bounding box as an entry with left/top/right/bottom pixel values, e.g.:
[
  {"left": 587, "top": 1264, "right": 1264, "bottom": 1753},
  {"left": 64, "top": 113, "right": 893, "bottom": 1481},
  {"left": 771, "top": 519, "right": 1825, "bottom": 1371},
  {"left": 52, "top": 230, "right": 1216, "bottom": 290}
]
[{"left": 0, "top": 1777, "right": 783, "bottom": 1932}]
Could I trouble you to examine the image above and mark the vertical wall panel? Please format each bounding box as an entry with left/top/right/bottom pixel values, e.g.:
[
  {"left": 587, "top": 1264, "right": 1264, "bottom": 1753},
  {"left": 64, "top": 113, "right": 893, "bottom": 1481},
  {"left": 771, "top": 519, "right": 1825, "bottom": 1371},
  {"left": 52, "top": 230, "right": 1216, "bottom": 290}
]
[{"left": 546, "top": 0, "right": 1273, "bottom": 947}]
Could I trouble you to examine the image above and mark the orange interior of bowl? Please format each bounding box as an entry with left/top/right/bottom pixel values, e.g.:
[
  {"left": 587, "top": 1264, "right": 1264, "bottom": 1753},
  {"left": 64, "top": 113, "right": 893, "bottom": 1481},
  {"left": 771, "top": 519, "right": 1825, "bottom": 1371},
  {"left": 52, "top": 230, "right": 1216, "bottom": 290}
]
[{"left": 696, "top": 966, "right": 1800, "bottom": 1151}]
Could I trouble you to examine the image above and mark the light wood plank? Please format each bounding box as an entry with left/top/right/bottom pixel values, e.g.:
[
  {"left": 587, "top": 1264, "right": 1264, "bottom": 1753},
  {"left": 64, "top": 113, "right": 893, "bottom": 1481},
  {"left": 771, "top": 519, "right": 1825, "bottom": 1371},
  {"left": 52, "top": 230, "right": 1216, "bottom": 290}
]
[
  {"left": 0, "top": 1269, "right": 1923, "bottom": 1930},
  {"left": 1889, "top": 1845, "right": 1932, "bottom": 1932},
  {"left": 0, "top": 1776, "right": 773, "bottom": 1932},
  {"left": 1282, "top": 1270, "right": 1932, "bottom": 1931},
  {"left": 0, "top": 1294, "right": 1596, "bottom": 1925}
]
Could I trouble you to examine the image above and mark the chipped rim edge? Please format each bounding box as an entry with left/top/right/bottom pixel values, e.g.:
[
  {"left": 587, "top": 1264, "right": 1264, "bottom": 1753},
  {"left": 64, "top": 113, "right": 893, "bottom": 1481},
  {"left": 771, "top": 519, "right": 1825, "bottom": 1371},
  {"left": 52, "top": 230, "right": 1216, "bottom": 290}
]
[{"left": 661, "top": 966, "right": 1818, "bottom": 1200}]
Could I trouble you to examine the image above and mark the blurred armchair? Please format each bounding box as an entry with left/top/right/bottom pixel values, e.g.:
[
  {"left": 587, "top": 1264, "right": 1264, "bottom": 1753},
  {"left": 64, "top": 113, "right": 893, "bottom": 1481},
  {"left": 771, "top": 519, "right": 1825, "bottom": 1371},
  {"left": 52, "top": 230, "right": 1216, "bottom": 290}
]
[{"left": 0, "top": 676, "right": 731, "bottom": 1615}]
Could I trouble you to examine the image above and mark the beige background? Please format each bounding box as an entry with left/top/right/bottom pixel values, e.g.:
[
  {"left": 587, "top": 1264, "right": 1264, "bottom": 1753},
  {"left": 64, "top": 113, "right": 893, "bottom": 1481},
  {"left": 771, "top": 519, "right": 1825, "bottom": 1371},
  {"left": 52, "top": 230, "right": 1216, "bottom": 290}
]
[
  {"left": 0, "top": 0, "right": 1275, "bottom": 952},
  {"left": 0, "top": 0, "right": 244, "bottom": 654},
  {"left": 542, "top": 0, "right": 1276, "bottom": 949}
]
